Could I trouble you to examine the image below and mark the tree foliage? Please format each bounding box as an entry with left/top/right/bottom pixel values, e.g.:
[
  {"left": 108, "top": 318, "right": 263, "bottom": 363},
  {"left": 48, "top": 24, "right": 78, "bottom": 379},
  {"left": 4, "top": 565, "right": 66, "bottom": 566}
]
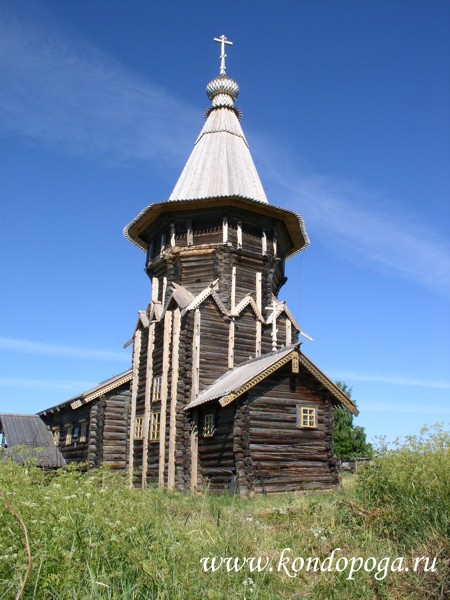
[{"left": 333, "top": 381, "right": 373, "bottom": 459}]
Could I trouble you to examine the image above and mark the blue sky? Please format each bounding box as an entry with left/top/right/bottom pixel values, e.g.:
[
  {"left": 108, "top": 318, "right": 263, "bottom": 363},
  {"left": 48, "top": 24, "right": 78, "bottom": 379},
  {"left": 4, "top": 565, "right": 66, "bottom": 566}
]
[{"left": 1, "top": 0, "right": 449, "bottom": 444}]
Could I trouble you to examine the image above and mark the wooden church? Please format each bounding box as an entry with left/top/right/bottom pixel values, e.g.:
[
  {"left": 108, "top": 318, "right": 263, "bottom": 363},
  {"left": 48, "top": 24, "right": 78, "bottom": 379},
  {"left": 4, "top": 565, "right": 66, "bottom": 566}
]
[{"left": 38, "top": 37, "right": 357, "bottom": 495}]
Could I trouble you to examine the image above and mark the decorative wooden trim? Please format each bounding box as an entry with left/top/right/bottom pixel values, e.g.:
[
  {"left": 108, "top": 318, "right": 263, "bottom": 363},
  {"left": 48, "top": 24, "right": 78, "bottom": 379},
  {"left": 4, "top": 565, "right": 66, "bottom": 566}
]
[
  {"left": 81, "top": 372, "right": 133, "bottom": 406},
  {"left": 228, "top": 318, "right": 235, "bottom": 368},
  {"left": 191, "top": 309, "right": 201, "bottom": 401},
  {"left": 190, "top": 409, "right": 199, "bottom": 492},
  {"left": 159, "top": 310, "right": 172, "bottom": 489},
  {"left": 232, "top": 295, "right": 264, "bottom": 321},
  {"left": 222, "top": 216, "right": 228, "bottom": 243},
  {"left": 167, "top": 308, "right": 181, "bottom": 490},
  {"left": 286, "top": 319, "right": 292, "bottom": 346},
  {"left": 298, "top": 354, "right": 359, "bottom": 415},
  {"left": 151, "top": 277, "right": 159, "bottom": 303},
  {"left": 219, "top": 350, "right": 295, "bottom": 407},
  {"left": 128, "top": 328, "right": 142, "bottom": 487},
  {"left": 291, "top": 352, "right": 299, "bottom": 373},
  {"left": 185, "top": 285, "right": 227, "bottom": 315},
  {"left": 261, "top": 230, "right": 267, "bottom": 255},
  {"left": 273, "top": 231, "right": 278, "bottom": 257},
  {"left": 170, "top": 223, "right": 176, "bottom": 248},
  {"left": 141, "top": 322, "right": 155, "bottom": 488}
]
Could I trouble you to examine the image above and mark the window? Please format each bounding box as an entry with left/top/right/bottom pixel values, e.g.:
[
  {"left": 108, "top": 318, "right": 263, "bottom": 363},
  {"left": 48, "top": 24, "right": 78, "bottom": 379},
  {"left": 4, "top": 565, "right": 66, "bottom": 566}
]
[
  {"left": 134, "top": 416, "right": 143, "bottom": 440},
  {"left": 298, "top": 406, "right": 317, "bottom": 429},
  {"left": 80, "top": 421, "right": 87, "bottom": 443},
  {"left": 203, "top": 413, "right": 215, "bottom": 437},
  {"left": 52, "top": 427, "right": 60, "bottom": 445},
  {"left": 152, "top": 376, "right": 162, "bottom": 403},
  {"left": 65, "top": 425, "right": 73, "bottom": 445},
  {"left": 73, "top": 425, "right": 80, "bottom": 438},
  {"left": 149, "top": 411, "right": 160, "bottom": 441}
]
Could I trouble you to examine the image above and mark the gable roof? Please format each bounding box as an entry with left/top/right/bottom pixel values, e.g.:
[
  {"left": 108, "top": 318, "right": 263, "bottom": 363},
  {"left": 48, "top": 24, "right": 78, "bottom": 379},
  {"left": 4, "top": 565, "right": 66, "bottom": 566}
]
[
  {"left": 38, "top": 369, "right": 132, "bottom": 415},
  {"left": 0, "top": 414, "right": 66, "bottom": 468},
  {"left": 184, "top": 345, "right": 358, "bottom": 415}
]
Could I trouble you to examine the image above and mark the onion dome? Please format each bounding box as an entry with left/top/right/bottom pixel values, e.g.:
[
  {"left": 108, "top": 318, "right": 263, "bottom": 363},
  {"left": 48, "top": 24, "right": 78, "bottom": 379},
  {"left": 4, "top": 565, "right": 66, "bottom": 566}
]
[{"left": 206, "top": 75, "right": 239, "bottom": 108}]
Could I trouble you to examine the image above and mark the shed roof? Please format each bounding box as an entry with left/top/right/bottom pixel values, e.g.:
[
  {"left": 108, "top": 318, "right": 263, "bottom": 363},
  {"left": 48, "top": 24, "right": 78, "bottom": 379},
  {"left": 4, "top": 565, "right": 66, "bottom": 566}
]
[
  {"left": 184, "top": 345, "right": 358, "bottom": 415},
  {"left": 0, "top": 414, "right": 66, "bottom": 468}
]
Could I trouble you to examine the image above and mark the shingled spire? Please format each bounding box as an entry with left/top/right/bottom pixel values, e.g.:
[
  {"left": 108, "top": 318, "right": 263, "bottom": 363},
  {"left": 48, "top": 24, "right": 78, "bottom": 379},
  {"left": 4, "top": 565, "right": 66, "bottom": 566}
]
[{"left": 169, "top": 37, "right": 268, "bottom": 204}]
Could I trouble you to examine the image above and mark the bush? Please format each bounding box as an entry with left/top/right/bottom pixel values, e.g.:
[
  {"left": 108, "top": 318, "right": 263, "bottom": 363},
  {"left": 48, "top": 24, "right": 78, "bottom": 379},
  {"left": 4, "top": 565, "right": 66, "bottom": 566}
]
[{"left": 353, "top": 424, "right": 450, "bottom": 545}]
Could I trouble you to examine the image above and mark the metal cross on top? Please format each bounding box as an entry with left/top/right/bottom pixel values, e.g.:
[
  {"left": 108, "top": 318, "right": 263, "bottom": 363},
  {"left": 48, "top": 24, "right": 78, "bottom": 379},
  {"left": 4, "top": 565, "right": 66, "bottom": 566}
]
[{"left": 213, "top": 34, "right": 233, "bottom": 76}]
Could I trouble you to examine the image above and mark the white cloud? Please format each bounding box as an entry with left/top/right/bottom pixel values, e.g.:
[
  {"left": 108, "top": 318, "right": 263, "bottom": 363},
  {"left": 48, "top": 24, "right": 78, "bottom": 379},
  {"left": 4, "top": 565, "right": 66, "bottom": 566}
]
[
  {"left": 252, "top": 137, "right": 450, "bottom": 298},
  {"left": 0, "top": 337, "right": 130, "bottom": 362},
  {"left": 0, "top": 3, "right": 197, "bottom": 167},
  {"left": 328, "top": 371, "right": 450, "bottom": 390},
  {"left": 0, "top": 378, "right": 96, "bottom": 392},
  {"left": 1, "top": 2, "right": 449, "bottom": 301},
  {"left": 363, "top": 401, "right": 450, "bottom": 415}
]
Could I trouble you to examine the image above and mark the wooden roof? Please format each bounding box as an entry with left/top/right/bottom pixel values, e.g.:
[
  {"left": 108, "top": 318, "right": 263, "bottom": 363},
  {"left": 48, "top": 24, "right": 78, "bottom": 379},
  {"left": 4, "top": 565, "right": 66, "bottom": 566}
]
[
  {"left": 0, "top": 414, "right": 66, "bottom": 468},
  {"left": 38, "top": 369, "right": 132, "bottom": 415},
  {"left": 184, "top": 345, "right": 358, "bottom": 415}
]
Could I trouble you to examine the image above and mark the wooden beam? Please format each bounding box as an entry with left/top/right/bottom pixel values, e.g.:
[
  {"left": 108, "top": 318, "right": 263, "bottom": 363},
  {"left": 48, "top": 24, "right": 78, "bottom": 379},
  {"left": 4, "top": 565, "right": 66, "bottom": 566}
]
[
  {"left": 286, "top": 319, "right": 292, "bottom": 346},
  {"left": 160, "top": 232, "right": 166, "bottom": 256},
  {"left": 186, "top": 220, "right": 193, "bottom": 246},
  {"left": 151, "top": 277, "right": 159, "bottom": 303},
  {"left": 141, "top": 322, "right": 155, "bottom": 488},
  {"left": 261, "top": 229, "right": 267, "bottom": 255},
  {"left": 237, "top": 221, "right": 242, "bottom": 249},
  {"left": 223, "top": 216, "right": 228, "bottom": 244},
  {"left": 273, "top": 231, "right": 278, "bottom": 257},
  {"left": 170, "top": 223, "right": 176, "bottom": 248},
  {"left": 228, "top": 318, "right": 235, "bottom": 368},
  {"left": 161, "top": 276, "right": 168, "bottom": 308},
  {"left": 190, "top": 408, "right": 199, "bottom": 492},
  {"left": 191, "top": 308, "right": 201, "bottom": 401},
  {"left": 231, "top": 266, "right": 236, "bottom": 313},
  {"left": 159, "top": 310, "right": 173, "bottom": 489},
  {"left": 127, "top": 328, "right": 142, "bottom": 487},
  {"left": 256, "top": 321, "right": 262, "bottom": 357},
  {"left": 271, "top": 299, "right": 277, "bottom": 352},
  {"left": 167, "top": 308, "right": 181, "bottom": 490}
]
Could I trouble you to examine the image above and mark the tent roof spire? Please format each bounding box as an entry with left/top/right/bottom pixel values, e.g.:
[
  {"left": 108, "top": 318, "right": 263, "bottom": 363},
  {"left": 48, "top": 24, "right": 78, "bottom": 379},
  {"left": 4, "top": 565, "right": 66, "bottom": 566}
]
[{"left": 169, "top": 36, "right": 269, "bottom": 204}]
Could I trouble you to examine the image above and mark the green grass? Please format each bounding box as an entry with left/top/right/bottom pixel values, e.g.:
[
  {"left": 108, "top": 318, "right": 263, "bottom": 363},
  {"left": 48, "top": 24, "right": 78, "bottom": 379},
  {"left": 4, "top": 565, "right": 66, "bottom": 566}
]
[{"left": 0, "top": 425, "right": 448, "bottom": 599}]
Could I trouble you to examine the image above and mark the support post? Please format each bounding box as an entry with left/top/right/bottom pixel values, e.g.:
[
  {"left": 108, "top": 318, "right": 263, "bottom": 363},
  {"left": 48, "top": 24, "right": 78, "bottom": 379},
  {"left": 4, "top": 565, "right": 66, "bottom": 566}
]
[
  {"left": 159, "top": 310, "right": 172, "bottom": 489},
  {"left": 167, "top": 308, "right": 181, "bottom": 490},
  {"left": 141, "top": 322, "right": 155, "bottom": 488},
  {"left": 222, "top": 216, "right": 228, "bottom": 244},
  {"left": 127, "top": 329, "right": 142, "bottom": 488},
  {"left": 190, "top": 409, "right": 199, "bottom": 492}
]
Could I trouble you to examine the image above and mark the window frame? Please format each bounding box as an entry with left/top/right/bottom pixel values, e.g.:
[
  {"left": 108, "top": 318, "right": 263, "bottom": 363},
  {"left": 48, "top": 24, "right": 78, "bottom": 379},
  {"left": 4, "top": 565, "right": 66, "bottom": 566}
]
[
  {"left": 297, "top": 406, "right": 317, "bottom": 429},
  {"left": 202, "top": 413, "right": 215, "bottom": 438},
  {"left": 149, "top": 411, "right": 161, "bottom": 441},
  {"left": 152, "top": 376, "right": 162, "bottom": 403},
  {"left": 134, "top": 416, "right": 144, "bottom": 440}
]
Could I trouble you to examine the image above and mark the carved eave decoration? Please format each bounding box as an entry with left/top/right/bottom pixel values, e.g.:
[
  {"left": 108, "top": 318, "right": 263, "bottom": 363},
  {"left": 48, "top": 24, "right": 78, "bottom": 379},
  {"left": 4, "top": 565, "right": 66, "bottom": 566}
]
[
  {"left": 231, "top": 295, "right": 264, "bottom": 321},
  {"left": 123, "top": 196, "right": 309, "bottom": 260}
]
